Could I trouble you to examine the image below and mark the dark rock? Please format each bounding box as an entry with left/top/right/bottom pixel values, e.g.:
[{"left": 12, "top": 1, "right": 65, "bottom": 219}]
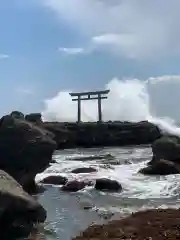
[
  {"left": 43, "top": 121, "right": 162, "bottom": 149},
  {"left": 40, "top": 175, "right": 68, "bottom": 185},
  {"left": 95, "top": 178, "right": 122, "bottom": 192},
  {"left": 0, "top": 114, "right": 56, "bottom": 192},
  {"left": 71, "top": 167, "right": 97, "bottom": 174},
  {"left": 25, "top": 113, "right": 42, "bottom": 124},
  {"left": 147, "top": 155, "right": 156, "bottom": 165},
  {"left": 152, "top": 136, "right": 180, "bottom": 163},
  {"left": 50, "top": 159, "right": 58, "bottom": 164},
  {"left": 61, "top": 180, "right": 87, "bottom": 192},
  {"left": 139, "top": 159, "right": 180, "bottom": 175},
  {"left": 10, "top": 111, "right": 24, "bottom": 119},
  {"left": 0, "top": 170, "right": 46, "bottom": 239},
  {"left": 68, "top": 154, "right": 114, "bottom": 162}
]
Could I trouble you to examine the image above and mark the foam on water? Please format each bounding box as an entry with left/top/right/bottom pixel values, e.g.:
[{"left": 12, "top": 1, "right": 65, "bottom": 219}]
[
  {"left": 36, "top": 147, "right": 180, "bottom": 239},
  {"left": 36, "top": 146, "right": 180, "bottom": 202}
]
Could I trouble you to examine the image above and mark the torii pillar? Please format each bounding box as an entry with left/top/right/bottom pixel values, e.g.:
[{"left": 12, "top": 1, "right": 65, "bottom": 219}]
[{"left": 69, "top": 90, "right": 110, "bottom": 123}]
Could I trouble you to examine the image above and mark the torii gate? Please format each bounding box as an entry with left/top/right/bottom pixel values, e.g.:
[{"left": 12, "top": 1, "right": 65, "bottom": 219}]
[{"left": 69, "top": 90, "right": 110, "bottom": 123}]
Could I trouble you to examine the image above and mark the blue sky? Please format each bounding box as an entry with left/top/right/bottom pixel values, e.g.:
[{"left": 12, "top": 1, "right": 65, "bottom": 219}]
[{"left": 1, "top": 0, "right": 180, "bottom": 115}]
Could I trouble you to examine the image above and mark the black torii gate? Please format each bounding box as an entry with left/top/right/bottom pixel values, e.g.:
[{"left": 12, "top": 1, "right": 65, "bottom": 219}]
[{"left": 69, "top": 90, "right": 110, "bottom": 123}]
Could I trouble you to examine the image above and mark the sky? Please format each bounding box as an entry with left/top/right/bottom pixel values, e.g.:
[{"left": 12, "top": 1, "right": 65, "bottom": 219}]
[{"left": 1, "top": 0, "right": 180, "bottom": 118}]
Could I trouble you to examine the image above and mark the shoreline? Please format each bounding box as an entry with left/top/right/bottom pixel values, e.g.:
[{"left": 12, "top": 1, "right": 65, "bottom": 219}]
[
  {"left": 43, "top": 120, "right": 162, "bottom": 149},
  {"left": 73, "top": 208, "right": 180, "bottom": 240}
]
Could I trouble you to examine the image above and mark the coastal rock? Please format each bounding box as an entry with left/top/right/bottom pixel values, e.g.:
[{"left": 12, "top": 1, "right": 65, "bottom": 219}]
[
  {"left": 139, "top": 159, "right": 180, "bottom": 175},
  {"left": 10, "top": 111, "right": 25, "bottom": 119},
  {"left": 71, "top": 167, "right": 97, "bottom": 174},
  {"left": 68, "top": 154, "right": 114, "bottom": 162},
  {"left": 61, "top": 180, "right": 88, "bottom": 192},
  {"left": 95, "top": 178, "right": 122, "bottom": 192},
  {"left": 0, "top": 170, "right": 46, "bottom": 239},
  {"left": 73, "top": 208, "right": 180, "bottom": 240},
  {"left": 40, "top": 175, "right": 68, "bottom": 185},
  {"left": 43, "top": 121, "right": 161, "bottom": 149},
  {"left": 0, "top": 114, "right": 56, "bottom": 192},
  {"left": 152, "top": 135, "right": 180, "bottom": 163},
  {"left": 25, "top": 113, "right": 43, "bottom": 124}
]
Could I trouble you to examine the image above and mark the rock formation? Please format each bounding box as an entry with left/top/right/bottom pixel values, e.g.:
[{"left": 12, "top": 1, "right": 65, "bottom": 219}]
[
  {"left": 0, "top": 170, "right": 46, "bottom": 239},
  {"left": 140, "top": 136, "right": 180, "bottom": 175},
  {"left": 43, "top": 121, "right": 162, "bottom": 149},
  {"left": 73, "top": 208, "right": 180, "bottom": 240},
  {"left": 95, "top": 178, "right": 122, "bottom": 192},
  {"left": 0, "top": 114, "right": 56, "bottom": 192}
]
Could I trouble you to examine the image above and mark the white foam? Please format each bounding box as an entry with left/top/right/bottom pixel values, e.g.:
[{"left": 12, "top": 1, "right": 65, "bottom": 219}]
[
  {"left": 42, "top": 75, "right": 180, "bottom": 136},
  {"left": 36, "top": 147, "right": 180, "bottom": 200}
]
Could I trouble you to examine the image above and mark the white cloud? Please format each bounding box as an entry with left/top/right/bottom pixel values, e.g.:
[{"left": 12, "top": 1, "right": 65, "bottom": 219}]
[
  {"left": 58, "top": 47, "right": 84, "bottom": 55},
  {"left": 0, "top": 54, "right": 9, "bottom": 59},
  {"left": 44, "top": 0, "right": 180, "bottom": 60}
]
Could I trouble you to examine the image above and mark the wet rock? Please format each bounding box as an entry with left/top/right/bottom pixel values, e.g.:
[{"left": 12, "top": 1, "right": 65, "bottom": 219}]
[
  {"left": 0, "top": 114, "right": 56, "bottom": 193},
  {"left": 139, "top": 159, "right": 180, "bottom": 175},
  {"left": 67, "top": 154, "right": 114, "bottom": 162},
  {"left": 100, "top": 164, "right": 114, "bottom": 170},
  {"left": 0, "top": 170, "right": 46, "bottom": 239},
  {"left": 152, "top": 135, "right": 180, "bottom": 163},
  {"left": 43, "top": 121, "right": 162, "bottom": 149},
  {"left": 40, "top": 175, "right": 68, "bottom": 185},
  {"left": 71, "top": 167, "right": 97, "bottom": 174},
  {"left": 50, "top": 159, "right": 58, "bottom": 164},
  {"left": 25, "top": 113, "right": 43, "bottom": 124},
  {"left": 124, "top": 159, "right": 132, "bottom": 164},
  {"left": 61, "top": 180, "right": 87, "bottom": 192},
  {"left": 73, "top": 208, "right": 180, "bottom": 240},
  {"left": 95, "top": 178, "right": 122, "bottom": 192},
  {"left": 147, "top": 155, "right": 156, "bottom": 165},
  {"left": 10, "top": 111, "right": 24, "bottom": 119}
]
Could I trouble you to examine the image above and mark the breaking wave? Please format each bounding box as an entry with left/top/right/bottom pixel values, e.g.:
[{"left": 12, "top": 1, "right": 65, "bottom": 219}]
[{"left": 42, "top": 75, "right": 180, "bottom": 136}]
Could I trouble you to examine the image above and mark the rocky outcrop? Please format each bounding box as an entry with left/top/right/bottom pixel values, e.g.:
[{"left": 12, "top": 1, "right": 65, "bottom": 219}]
[
  {"left": 11, "top": 111, "right": 24, "bottom": 119},
  {"left": 139, "top": 159, "right": 180, "bottom": 175},
  {"left": 40, "top": 175, "right": 68, "bottom": 185},
  {"left": 95, "top": 178, "right": 122, "bottom": 192},
  {"left": 71, "top": 167, "right": 97, "bottom": 174},
  {"left": 140, "top": 136, "right": 180, "bottom": 176},
  {"left": 25, "top": 113, "right": 43, "bottom": 124},
  {"left": 152, "top": 135, "right": 180, "bottom": 163},
  {"left": 43, "top": 121, "right": 161, "bottom": 149},
  {"left": 0, "top": 170, "right": 46, "bottom": 239},
  {"left": 73, "top": 208, "right": 180, "bottom": 240},
  {"left": 0, "top": 114, "right": 56, "bottom": 192},
  {"left": 61, "top": 180, "right": 92, "bottom": 192}
]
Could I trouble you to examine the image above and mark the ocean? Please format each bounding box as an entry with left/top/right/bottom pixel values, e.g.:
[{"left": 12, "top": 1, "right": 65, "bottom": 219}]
[
  {"left": 32, "top": 145, "right": 180, "bottom": 240},
  {"left": 33, "top": 77, "right": 180, "bottom": 239}
]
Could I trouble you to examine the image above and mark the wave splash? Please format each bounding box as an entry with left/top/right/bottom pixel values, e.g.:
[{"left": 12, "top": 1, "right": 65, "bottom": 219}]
[{"left": 42, "top": 75, "right": 180, "bottom": 136}]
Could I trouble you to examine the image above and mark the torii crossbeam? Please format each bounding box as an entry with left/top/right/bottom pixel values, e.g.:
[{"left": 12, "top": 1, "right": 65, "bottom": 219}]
[{"left": 69, "top": 90, "right": 110, "bottom": 123}]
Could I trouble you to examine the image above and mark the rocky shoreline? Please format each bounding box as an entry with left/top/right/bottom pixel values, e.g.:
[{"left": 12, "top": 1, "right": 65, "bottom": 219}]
[
  {"left": 73, "top": 208, "right": 180, "bottom": 240},
  {"left": 43, "top": 120, "right": 162, "bottom": 149},
  {"left": 0, "top": 111, "right": 180, "bottom": 238}
]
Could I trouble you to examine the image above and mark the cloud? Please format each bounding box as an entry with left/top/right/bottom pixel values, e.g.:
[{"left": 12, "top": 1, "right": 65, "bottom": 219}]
[
  {"left": 44, "top": 0, "right": 180, "bottom": 60},
  {"left": 0, "top": 54, "right": 9, "bottom": 59},
  {"left": 58, "top": 47, "right": 84, "bottom": 55}
]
